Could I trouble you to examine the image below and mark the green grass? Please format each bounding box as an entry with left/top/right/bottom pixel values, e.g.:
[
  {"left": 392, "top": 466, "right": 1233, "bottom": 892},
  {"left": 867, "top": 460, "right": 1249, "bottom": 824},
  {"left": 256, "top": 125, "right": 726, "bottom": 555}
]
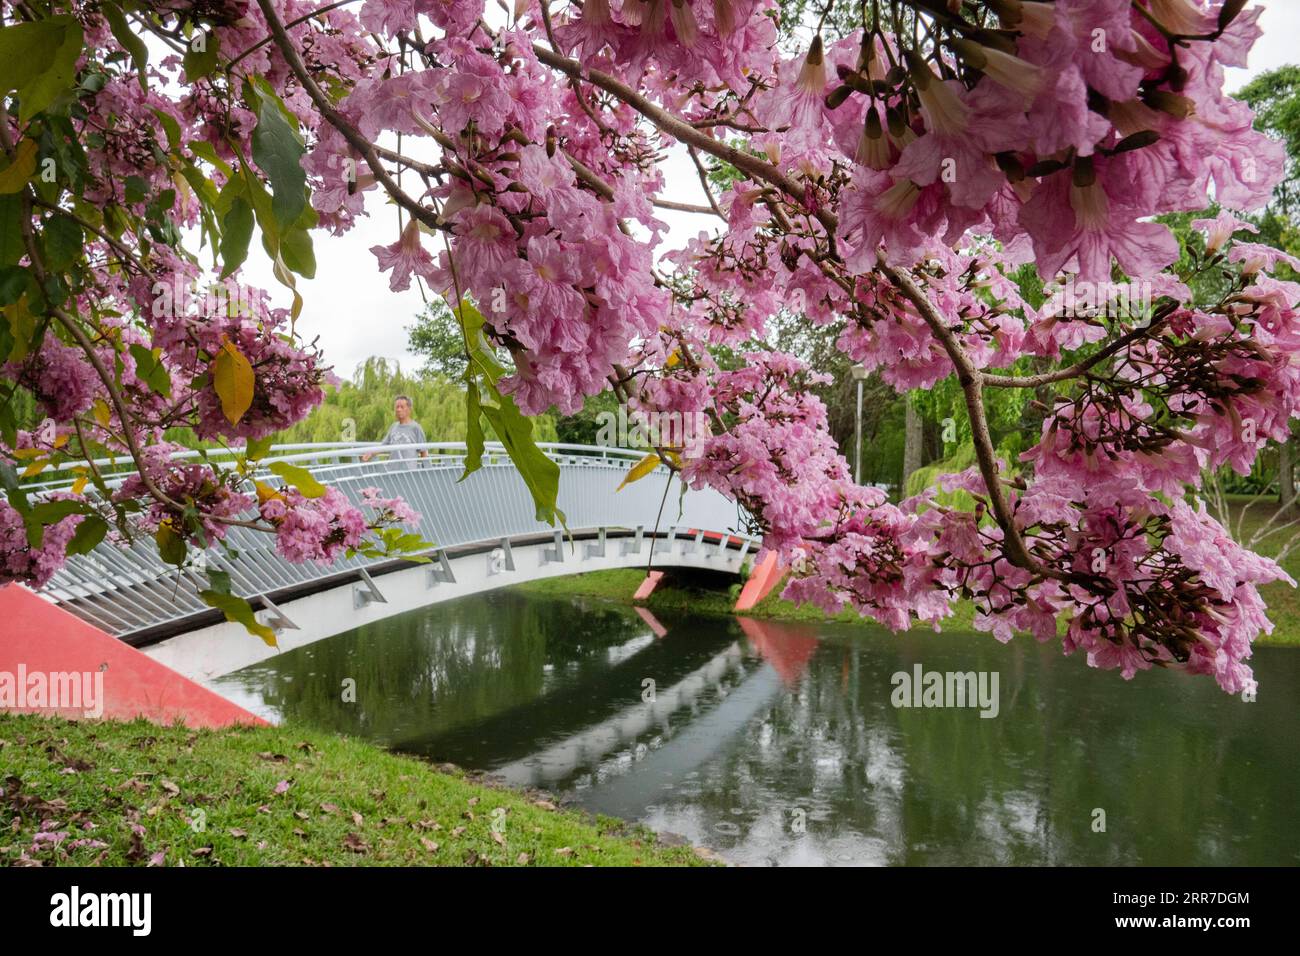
[
  {"left": 1220, "top": 494, "right": 1300, "bottom": 645},
  {"left": 0, "top": 714, "right": 715, "bottom": 867},
  {"left": 515, "top": 568, "right": 979, "bottom": 632}
]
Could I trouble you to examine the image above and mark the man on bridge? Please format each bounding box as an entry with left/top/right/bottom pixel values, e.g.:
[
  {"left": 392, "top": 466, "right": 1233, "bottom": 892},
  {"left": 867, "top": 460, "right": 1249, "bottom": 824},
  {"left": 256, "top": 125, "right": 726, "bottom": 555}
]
[{"left": 361, "top": 395, "right": 427, "bottom": 462}]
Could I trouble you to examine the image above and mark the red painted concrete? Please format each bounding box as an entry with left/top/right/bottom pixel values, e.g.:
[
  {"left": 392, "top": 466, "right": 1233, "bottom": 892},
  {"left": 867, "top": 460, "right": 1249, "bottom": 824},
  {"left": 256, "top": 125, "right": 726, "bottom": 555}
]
[
  {"left": 633, "top": 570, "right": 664, "bottom": 601},
  {"left": 0, "top": 584, "right": 267, "bottom": 728},
  {"left": 734, "top": 550, "right": 784, "bottom": 611},
  {"left": 633, "top": 605, "right": 668, "bottom": 638}
]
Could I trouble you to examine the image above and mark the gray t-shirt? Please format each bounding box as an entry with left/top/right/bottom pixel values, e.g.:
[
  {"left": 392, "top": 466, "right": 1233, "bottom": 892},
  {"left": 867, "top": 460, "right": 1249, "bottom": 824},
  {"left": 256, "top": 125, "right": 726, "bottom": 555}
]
[{"left": 381, "top": 421, "right": 426, "bottom": 459}]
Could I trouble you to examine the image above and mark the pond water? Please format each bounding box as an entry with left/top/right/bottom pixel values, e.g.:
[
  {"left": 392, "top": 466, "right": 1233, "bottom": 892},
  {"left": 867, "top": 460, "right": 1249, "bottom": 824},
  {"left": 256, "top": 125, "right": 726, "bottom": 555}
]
[{"left": 212, "top": 589, "right": 1300, "bottom": 866}]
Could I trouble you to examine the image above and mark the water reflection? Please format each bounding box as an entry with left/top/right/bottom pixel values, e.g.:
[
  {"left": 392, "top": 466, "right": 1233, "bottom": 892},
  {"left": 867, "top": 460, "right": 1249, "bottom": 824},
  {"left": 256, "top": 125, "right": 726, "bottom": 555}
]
[{"left": 213, "top": 590, "right": 1300, "bottom": 866}]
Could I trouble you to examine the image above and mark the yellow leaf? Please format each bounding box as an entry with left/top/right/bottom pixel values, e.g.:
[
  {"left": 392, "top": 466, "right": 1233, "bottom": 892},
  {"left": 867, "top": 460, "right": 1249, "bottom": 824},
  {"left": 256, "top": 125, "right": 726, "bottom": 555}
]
[
  {"left": 52, "top": 432, "right": 69, "bottom": 448},
  {"left": 92, "top": 398, "right": 112, "bottom": 428},
  {"left": 212, "top": 337, "right": 255, "bottom": 426},
  {"left": 0, "top": 139, "right": 37, "bottom": 194},
  {"left": 21, "top": 459, "right": 47, "bottom": 478},
  {"left": 616, "top": 453, "right": 663, "bottom": 492},
  {"left": 11, "top": 447, "right": 43, "bottom": 459},
  {"left": 72, "top": 475, "right": 89, "bottom": 495},
  {"left": 253, "top": 480, "right": 283, "bottom": 506}
]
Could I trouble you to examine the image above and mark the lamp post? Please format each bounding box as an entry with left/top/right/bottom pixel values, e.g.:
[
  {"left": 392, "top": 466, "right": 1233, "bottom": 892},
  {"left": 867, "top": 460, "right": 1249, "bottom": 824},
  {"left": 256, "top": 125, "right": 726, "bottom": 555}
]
[{"left": 851, "top": 363, "right": 867, "bottom": 484}]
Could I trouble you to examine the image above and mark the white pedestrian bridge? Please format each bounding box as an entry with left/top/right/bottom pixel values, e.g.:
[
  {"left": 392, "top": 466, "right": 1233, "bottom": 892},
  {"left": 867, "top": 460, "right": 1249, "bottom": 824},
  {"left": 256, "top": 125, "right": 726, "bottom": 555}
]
[{"left": 35, "top": 443, "right": 757, "bottom": 681}]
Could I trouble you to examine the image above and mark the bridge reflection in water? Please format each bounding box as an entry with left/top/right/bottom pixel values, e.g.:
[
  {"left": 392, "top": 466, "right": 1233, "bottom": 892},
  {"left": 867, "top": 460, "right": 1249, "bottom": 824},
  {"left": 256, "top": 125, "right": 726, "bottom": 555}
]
[{"left": 210, "top": 591, "right": 1300, "bottom": 867}]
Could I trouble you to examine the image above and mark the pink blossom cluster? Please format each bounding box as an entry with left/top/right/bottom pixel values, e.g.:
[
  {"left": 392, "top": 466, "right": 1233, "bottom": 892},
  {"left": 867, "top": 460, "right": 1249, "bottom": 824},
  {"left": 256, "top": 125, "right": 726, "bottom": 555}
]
[
  {"left": 259, "top": 487, "right": 369, "bottom": 565},
  {"left": 360, "top": 487, "right": 421, "bottom": 527},
  {"left": 114, "top": 444, "right": 256, "bottom": 545},
  {"left": 0, "top": 498, "right": 81, "bottom": 589}
]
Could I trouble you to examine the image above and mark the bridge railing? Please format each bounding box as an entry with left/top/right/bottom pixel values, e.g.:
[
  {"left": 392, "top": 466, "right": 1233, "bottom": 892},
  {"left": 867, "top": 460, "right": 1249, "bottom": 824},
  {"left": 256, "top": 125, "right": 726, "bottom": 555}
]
[{"left": 37, "top": 443, "right": 752, "bottom": 640}]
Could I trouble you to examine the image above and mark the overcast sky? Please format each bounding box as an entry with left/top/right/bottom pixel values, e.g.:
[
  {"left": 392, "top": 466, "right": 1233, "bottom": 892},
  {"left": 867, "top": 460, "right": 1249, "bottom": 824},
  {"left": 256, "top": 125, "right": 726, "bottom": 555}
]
[{"left": 238, "top": 2, "right": 1300, "bottom": 380}]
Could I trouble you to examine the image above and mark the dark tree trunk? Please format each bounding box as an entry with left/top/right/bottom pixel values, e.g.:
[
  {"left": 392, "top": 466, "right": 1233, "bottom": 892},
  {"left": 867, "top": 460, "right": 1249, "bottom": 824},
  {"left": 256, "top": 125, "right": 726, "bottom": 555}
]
[
  {"left": 903, "top": 398, "right": 923, "bottom": 491},
  {"left": 1280, "top": 438, "right": 1296, "bottom": 511}
]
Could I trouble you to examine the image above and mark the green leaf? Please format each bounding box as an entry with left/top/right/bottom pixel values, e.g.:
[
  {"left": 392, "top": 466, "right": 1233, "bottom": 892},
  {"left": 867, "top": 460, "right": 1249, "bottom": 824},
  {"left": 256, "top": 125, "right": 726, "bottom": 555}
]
[
  {"left": 0, "top": 195, "right": 25, "bottom": 267},
  {"left": 25, "top": 499, "right": 92, "bottom": 547},
  {"left": 66, "top": 515, "right": 108, "bottom": 556},
  {"left": 150, "top": 107, "right": 182, "bottom": 152},
  {"left": 0, "top": 265, "right": 28, "bottom": 306},
  {"left": 244, "top": 434, "right": 275, "bottom": 462},
  {"left": 102, "top": 2, "right": 149, "bottom": 92},
  {"left": 187, "top": 139, "right": 233, "bottom": 178},
  {"left": 278, "top": 226, "right": 315, "bottom": 279},
  {"left": 219, "top": 195, "right": 254, "bottom": 278},
  {"left": 156, "top": 523, "right": 187, "bottom": 567},
  {"left": 198, "top": 589, "right": 277, "bottom": 647},
  {"left": 128, "top": 343, "right": 172, "bottom": 397},
  {"left": 0, "top": 17, "right": 85, "bottom": 121},
  {"left": 250, "top": 78, "right": 307, "bottom": 233},
  {"left": 459, "top": 379, "right": 485, "bottom": 483},
  {"left": 454, "top": 301, "right": 507, "bottom": 386},
  {"left": 0, "top": 461, "right": 29, "bottom": 514},
  {"left": 43, "top": 214, "right": 82, "bottom": 271},
  {"left": 480, "top": 395, "right": 563, "bottom": 526},
  {"left": 204, "top": 567, "right": 233, "bottom": 595},
  {"left": 182, "top": 30, "right": 220, "bottom": 80},
  {"left": 0, "top": 403, "right": 15, "bottom": 450},
  {"left": 267, "top": 461, "right": 327, "bottom": 499}
]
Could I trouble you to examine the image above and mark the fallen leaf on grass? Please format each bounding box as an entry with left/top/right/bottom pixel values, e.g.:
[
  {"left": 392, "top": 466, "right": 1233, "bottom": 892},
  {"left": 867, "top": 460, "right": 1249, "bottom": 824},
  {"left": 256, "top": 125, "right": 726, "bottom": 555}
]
[
  {"left": 419, "top": 837, "right": 439, "bottom": 853},
  {"left": 342, "top": 832, "right": 369, "bottom": 854},
  {"left": 228, "top": 828, "right": 247, "bottom": 839}
]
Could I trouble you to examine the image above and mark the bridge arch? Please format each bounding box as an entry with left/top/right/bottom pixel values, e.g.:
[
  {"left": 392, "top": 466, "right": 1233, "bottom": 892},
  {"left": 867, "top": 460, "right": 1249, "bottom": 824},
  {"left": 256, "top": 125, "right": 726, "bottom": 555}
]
[{"left": 36, "top": 443, "right": 758, "bottom": 682}]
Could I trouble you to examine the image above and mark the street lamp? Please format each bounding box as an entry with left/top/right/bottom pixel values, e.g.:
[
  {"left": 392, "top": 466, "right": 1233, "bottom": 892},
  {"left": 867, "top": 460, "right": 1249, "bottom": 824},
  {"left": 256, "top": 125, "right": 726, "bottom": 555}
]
[{"left": 851, "top": 363, "right": 867, "bottom": 484}]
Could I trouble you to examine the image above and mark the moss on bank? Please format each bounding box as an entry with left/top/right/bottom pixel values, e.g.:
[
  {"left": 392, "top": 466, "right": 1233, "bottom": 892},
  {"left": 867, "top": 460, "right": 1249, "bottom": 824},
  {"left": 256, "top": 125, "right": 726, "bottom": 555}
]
[{"left": 0, "top": 714, "right": 713, "bottom": 867}]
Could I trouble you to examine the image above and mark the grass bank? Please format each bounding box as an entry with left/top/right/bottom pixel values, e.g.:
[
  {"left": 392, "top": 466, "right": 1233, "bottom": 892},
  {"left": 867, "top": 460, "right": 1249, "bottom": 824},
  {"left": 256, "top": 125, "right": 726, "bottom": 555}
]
[{"left": 0, "top": 714, "right": 714, "bottom": 867}]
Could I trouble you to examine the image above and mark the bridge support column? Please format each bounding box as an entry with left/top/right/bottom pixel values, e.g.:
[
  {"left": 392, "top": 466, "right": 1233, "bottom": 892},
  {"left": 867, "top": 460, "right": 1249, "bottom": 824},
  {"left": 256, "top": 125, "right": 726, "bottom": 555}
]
[
  {"left": 257, "top": 595, "right": 299, "bottom": 633},
  {"left": 426, "top": 550, "right": 456, "bottom": 586},
  {"left": 620, "top": 526, "right": 644, "bottom": 556},
  {"left": 489, "top": 538, "right": 516, "bottom": 575},
  {"left": 353, "top": 568, "right": 387, "bottom": 609},
  {"left": 542, "top": 530, "right": 565, "bottom": 564},
  {"left": 584, "top": 528, "right": 607, "bottom": 559}
]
